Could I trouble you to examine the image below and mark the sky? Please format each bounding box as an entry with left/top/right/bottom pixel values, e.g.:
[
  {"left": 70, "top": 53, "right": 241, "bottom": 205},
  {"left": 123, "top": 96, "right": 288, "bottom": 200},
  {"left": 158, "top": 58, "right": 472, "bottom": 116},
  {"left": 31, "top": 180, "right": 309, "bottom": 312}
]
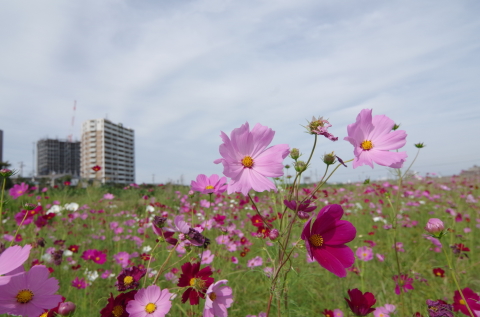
[{"left": 1, "top": 0, "right": 479, "bottom": 185}]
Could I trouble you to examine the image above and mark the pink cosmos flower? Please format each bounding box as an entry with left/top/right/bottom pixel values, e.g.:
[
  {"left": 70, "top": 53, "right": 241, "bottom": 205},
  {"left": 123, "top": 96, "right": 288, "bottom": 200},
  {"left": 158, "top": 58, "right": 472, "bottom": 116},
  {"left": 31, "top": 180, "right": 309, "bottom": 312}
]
[
  {"left": 301, "top": 204, "right": 356, "bottom": 277},
  {"left": 373, "top": 304, "right": 396, "bottom": 317},
  {"left": 71, "top": 277, "right": 88, "bottom": 289},
  {"left": 356, "top": 246, "right": 373, "bottom": 262},
  {"left": 126, "top": 285, "right": 172, "bottom": 317},
  {"left": 393, "top": 274, "right": 414, "bottom": 295},
  {"left": 103, "top": 193, "right": 115, "bottom": 200},
  {"left": 0, "top": 265, "right": 62, "bottom": 316},
  {"left": 247, "top": 256, "right": 263, "bottom": 268},
  {"left": 114, "top": 251, "right": 130, "bottom": 268},
  {"left": 9, "top": 182, "right": 29, "bottom": 199},
  {"left": 191, "top": 174, "right": 227, "bottom": 195},
  {"left": 200, "top": 250, "right": 215, "bottom": 265},
  {"left": 203, "top": 280, "right": 234, "bottom": 317},
  {"left": 81, "top": 249, "right": 107, "bottom": 264},
  {"left": 214, "top": 122, "right": 289, "bottom": 196},
  {"left": 344, "top": 109, "right": 407, "bottom": 169}
]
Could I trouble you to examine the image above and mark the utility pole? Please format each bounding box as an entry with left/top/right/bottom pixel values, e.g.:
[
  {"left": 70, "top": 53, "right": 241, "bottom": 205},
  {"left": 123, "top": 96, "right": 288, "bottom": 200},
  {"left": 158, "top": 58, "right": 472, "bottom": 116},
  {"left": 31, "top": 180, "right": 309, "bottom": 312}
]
[
  {"left": 18, "top": 161, "right": 25, "bottom": 177},
  {"left": 32, "top": 142, "right": 35, "bottom": 181},
  {"left": 152, "top": 174, "right": 155, "bottom": 185}
]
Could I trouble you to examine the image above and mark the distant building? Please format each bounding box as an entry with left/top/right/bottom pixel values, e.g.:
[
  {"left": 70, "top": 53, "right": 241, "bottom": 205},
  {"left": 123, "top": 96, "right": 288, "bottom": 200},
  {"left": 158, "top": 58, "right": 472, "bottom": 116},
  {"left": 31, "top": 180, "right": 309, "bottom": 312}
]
[
  {"left": 461, "top": 165, "right": 480, "bottom": 177},
  {"left": 0, "top": 129, "right": 3, "bottom": 162},
  {"left": 80, "top": 119, "right": 135, "bottom": 184},
  {"left": 37, "top": 139, "right": 80, "bottom": 176}
]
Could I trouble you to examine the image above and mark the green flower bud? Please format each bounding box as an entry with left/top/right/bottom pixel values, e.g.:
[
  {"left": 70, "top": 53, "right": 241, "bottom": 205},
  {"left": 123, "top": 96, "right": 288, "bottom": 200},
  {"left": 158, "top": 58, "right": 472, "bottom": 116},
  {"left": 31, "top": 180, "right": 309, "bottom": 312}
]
[
  {"left": 294, "top": 161, "right": 307, "bottom": 173},
  {"left": 290, "top": 148, "right": 300, "bottom": 160},
  {"left": 322, "top": 152, "right": 336, "bottom": 165}
]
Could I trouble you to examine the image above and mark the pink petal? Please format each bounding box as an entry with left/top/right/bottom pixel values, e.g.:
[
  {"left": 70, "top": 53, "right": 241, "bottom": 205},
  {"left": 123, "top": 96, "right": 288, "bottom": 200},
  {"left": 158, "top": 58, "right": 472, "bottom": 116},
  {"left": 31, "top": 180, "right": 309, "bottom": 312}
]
[
  {"left": 322, "top": 220, "right": 356, "bottom": 245},
  {"left": 253, "top": 144, "right": 290, "bottom": 177},
  {"left": 370, "top": 150, "right": 408, "bottom": 168},
  {"left": 311, "top": 247, "right": 348, "bottom": 277},
  {"left": 0, "top": 244, "right": 31, "bottom": 275},
  {"left": 372, "top": 129, "right": 407, "bottom": 151},
  {"left": 368, "top": 114, "right": 395, "bottom": 141}
]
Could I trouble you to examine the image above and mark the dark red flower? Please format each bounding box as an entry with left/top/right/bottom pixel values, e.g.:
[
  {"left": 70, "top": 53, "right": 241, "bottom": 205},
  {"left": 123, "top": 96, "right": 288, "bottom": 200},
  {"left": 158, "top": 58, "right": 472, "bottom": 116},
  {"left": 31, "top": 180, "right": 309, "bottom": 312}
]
[
  {"left": 100, "top": 291, "right": 137, "bottom": 317},
  {"left": 177, "top": 262, "right": 214, "bottom": 305},
  {"left": 284, "top": 199, "right": 317, "bottom": 213},
  {"left": 251, "top": 214, "right": 265, "bottom": 228},
  {"left": 322, "top": 309, "right": 334, "bottom": 317},
  {"left": 345, "top": 288, "right": 376, "bottom": 316},
  {"left": 453, "top": 287, "right": 480, "bottom": 316},
  {"left": 151, "top": 216, "right": 178, "bottom": 245},
  {"left": 92, "top": 165, "right": 102, "bottom": 172},
  {"left": 433, "top": 268, "right": 445, "bottom": 278},
  {"left": 68, "top": 245, "right": 79, "bottom": 253},
  {"left": 115, "top": 266, "right": 146, "bottom": 291}
]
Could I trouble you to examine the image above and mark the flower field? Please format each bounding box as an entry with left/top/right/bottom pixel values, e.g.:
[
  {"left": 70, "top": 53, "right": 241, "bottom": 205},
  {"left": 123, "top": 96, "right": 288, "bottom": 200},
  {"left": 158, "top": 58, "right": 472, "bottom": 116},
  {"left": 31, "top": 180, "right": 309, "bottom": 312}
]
[{"left": 0, "top": 110, "right": 479, "bottom": 317}]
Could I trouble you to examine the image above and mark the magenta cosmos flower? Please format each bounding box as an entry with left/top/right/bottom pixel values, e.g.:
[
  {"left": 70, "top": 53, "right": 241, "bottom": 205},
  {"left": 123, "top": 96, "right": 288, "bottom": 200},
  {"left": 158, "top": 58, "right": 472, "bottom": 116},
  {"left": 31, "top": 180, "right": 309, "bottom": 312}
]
[
  {"left": 0, "top": 265, "right": 62, "bottom": 316},
  {"left": 344, "top": 109, "right": 407, "bottom": 169},
  {"left": 203, "top": 280, "right": 234, "bottom": 317},
  {"left": 301, "top": 204, "right": 356, "bottom": 277},
  {"left": 214, "top": 122, "right": 290, "bottom": 196},
  {"left": 0, "top": 244, "right": 31, "bottom": 286},
  {"left": 9, "top": 182, "right": 29, "bottom": 199},
  {"left": 191, "top": 174, "right": 227, "bottom": 195},
  {"left": 126, "top": 285, "right": 172, "bottom": 317}
]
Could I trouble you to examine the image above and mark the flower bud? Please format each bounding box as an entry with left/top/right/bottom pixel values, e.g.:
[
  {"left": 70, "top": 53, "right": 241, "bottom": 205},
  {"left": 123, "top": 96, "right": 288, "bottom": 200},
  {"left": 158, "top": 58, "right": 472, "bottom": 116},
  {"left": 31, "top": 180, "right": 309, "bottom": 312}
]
[
  {"left": 0, "top": 168, "right": 15, "bottom": 177},
  {"left": 269, "top": 229, "right": 279, "bottom": 241},
  {"left": 414, "top": 142, "right": 426, "bottom": 148},
  {"left": 425, "top": 218, "right": 445, "bottom": 238},
  {"left": 322, "top": 152, "right": 336, "bottom": 165},
  {"left": 290, "top": 148, "right": 300, "bottom": 160},
  {"left": 297, "top": 211, "right": 310, "bottom": 219},
  {"left": 58, "top": 301, "right": 76, "bottom": 315},
  {"left": 294, "top": 161, "right": 307, "bottom": 173}
]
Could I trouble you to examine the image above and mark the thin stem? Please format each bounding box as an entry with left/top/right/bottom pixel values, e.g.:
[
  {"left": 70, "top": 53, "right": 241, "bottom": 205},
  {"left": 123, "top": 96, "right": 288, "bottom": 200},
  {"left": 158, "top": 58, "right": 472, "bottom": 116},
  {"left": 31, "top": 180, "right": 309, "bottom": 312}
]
[
  {"left": 401, "top": 148, "right": 421, "bottom": 179},
  {"left": 9, "top": 208, "right": 29, "bottom": 247},
  {"left": 0, "top": 178, "right": 6, "bottom": 233},
  {"left": 153, "top": 241, "right": 179, "bottom": 285},
  {"left": 442, "top": 243, "right": 475, "bottom": 317},
  {"left": 248, "top": 194, "right": 271, "bottom": 229},
  {"left": 143, "top": 240, "right": 161, "bottom": 288}
]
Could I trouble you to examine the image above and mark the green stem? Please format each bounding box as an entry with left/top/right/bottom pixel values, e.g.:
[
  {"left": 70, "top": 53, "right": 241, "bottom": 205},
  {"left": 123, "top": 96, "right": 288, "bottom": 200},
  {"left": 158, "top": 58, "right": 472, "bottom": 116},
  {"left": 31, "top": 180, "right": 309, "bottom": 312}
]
[
  {"left": 9, "top": 208, "right": 29, "bottom": 247},
  {"left": 442, "top": 243, "right": 475, "bottom": 317},
  {"left": 153, "top": 241, "right": 179, "bottom": 285},
  {"left": 0, "top": 178, "right": 6, "bottom": 233}
]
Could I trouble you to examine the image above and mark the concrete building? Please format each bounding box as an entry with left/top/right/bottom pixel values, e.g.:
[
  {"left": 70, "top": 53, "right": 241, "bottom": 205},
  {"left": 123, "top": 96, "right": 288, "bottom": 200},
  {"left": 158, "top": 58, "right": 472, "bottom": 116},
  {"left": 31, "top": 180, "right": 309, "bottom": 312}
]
[
  {"left": 80, "top": 119, "right": 134, "bottom": 184},
  {"left": 37, "top": 139, "right": 80, "bottom": 176}
]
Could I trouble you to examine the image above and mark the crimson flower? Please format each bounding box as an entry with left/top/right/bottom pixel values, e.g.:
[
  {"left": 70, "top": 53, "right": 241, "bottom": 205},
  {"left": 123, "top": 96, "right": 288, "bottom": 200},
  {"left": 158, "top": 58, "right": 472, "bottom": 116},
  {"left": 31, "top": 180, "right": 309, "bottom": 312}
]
[
  {"left": 301, "top": 204, "right": 356, "bottom": 277},
  {"left": 92, "top": 165, "right": 102, "bottom": 172},
  {"left": 432, "top": 268, "right": 445, "bottom": 278},
  {"left": 322, "top": 309, "right": 334, "bottom": 317},
  {"left": 177, "top": 262, "right": 214, "bottom": 305},
  {"left": 345, "top": 288, "right": 376, "bottom": 316},
  {"left": 100, "top": 291, "right": 137, "bottom": 317},
  {"left": 81, "top": 249, "right": 107, "bottom": 264},
  {"left": 453, "top": 287, "right": 480, "bottom": 316},
  {"left": 115, "top": 266, "right": 146, "bottom": 291}
]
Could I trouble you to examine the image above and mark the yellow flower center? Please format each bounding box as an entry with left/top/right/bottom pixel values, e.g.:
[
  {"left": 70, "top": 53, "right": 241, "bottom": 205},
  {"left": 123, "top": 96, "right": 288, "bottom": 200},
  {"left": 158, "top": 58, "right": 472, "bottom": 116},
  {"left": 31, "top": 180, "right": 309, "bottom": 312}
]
[
  {"left": 360, "top": 140, "right": 373, "bottom": 150},
  {"left": 241, "top": 156, "right": 254, "bottom": 168},
  {"left": 459, "top": 299, "right": 466, "bottom": 305},
  {"left": 145, "top": 303, "right": 156, "bottom": 313},
  {"left": 436, "top": 272, "right": 441, "bottom": 276},
  {"left": 95, "top": 257, "right": 100, "bottom": 261},
  {"left": 309, "top": 234, "right": 324, "bottom": 247},
  {"left": 205, "top": 185, "right": 214, "bottom": 190},
  {"left": 124, "top": 275, "right": 134, "bottom": 285},
  {"left": 209, "top": 292, "right": 217, "bottom": 301},
  {"left": 39, "top": 313, "right": 48, "bottom": 317},
  {"left": 112, "top": 305, "right": 124, "bottom": 317},
  {"left": 16, "top": 289, "right": 34, "bottom": 303},
  {"left": 189, "top": 277, "right": 206, "bottom": 290}
]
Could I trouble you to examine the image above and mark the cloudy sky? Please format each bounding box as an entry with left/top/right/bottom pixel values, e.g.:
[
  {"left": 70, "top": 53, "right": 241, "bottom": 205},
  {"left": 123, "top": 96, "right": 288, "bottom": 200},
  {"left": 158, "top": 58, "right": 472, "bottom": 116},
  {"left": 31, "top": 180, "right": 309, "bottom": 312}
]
[{"left": 1, "top": 0, "right": 479, "bottom": 185}]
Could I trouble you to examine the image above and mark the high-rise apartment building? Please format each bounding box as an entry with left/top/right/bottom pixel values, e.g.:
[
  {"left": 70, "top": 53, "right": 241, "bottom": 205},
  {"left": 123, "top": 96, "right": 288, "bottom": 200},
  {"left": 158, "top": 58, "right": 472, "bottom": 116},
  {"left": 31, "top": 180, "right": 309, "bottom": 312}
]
[
  {"left": 37, "top": 139, "right": 80, "bottom": 176},
  {"left": 80, "top": 119, "right": 135, "bottom": 183}
]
